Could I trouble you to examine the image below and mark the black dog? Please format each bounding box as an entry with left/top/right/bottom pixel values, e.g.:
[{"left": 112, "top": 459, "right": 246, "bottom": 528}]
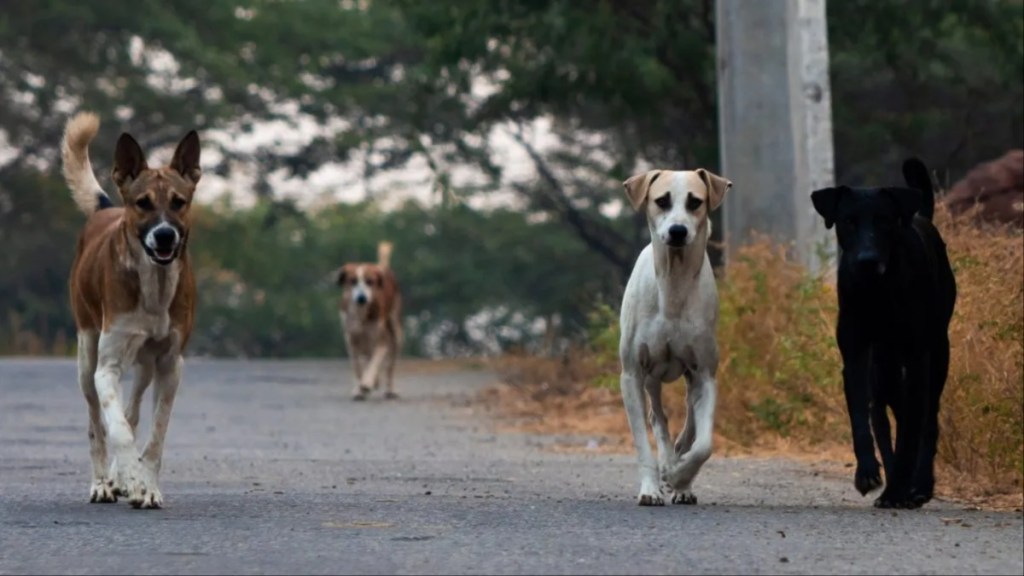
[{"left": 811, "top": 158, "right": 957, "bottom": 509}]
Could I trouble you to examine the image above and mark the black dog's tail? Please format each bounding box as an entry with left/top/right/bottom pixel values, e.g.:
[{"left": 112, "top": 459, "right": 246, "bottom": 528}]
[{"left": 902, "top": 157, "right": 935, "bottom": 220}]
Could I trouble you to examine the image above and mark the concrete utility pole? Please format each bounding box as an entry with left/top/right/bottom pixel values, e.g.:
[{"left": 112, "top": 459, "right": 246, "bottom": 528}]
[{"left": 716, "top": 0, "right": 836, "bottom": 273}]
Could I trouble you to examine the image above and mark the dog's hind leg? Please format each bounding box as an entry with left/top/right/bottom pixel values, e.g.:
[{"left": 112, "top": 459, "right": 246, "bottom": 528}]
[
  {"left": 870, "top": 401, "right": 894, "bottom": 484},
  {"left": 911, "top": 338, "right": 950, "bottom": 506},
  {"left": 621, "top": 371, "right": 663, "bottom": 505},
  {"left": 126, "top": 357, "right": 155, "bottom": 436},
  {"left": 673, "top": 374, "right": 697, "bottom": 457},
  {"left": 79, "top": 330, "right": 116, "bottom": 503},
  {"left": 664, "top": 370, "right": 716, "bottom": 504},
  {"left": 870, "top": 354, "right": 898, "bottom": 483},
  {"left": 381, "top": 345, "right": 399, "bottom": 400}
]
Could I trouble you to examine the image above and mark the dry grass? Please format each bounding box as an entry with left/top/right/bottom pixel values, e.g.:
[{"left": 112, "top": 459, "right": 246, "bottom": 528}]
[{"left": 485, "top": 205, "right": 1023, "bottom": 511}]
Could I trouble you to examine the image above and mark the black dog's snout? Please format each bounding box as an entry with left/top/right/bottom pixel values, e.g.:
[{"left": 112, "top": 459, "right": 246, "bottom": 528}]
[
  {"left": 667, "top": 225, "right": 689, "bottom": 246},
  {"left": 854, "top": 253, "right": 886, "bottom": 275},
  {"left": 152, "top": 227, "right": 178, "bottom": 250},
  {"left": 355, "top": 293, "right": 368, "bottom": 305}
]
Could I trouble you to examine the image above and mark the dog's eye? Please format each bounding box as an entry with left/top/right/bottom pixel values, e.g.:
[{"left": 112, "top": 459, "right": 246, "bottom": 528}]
[
  {"left": 170, "top": 196, "right": 187, "bottom": 211},
  {"left": 135, "top": 197, "right": 155, "bottom": 211},
  {"left": 654, "top": 195, "right": 672, "bottom": 210},
  {"left": 685, "top": 195, "right": 704, "bottom": 211}
]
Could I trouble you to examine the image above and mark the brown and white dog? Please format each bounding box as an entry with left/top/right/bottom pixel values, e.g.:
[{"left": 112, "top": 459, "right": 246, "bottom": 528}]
[
  {"left": 62, "top": 111, "right": 201, "bottom": 509},
  {"left": 335, "top": 242, "right": 403, "bottom": 400}
]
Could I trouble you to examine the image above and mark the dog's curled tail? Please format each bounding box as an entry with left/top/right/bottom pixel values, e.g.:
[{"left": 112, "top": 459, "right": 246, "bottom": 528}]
[
  {"left": 377, "top": 241, "right": 394, "bottom": 270},
  {"left": 62, "top": 111, "right": 112, "bottom": 215},
  {"left": 902, "top": 157, "right": 935, "bottom": 221}
]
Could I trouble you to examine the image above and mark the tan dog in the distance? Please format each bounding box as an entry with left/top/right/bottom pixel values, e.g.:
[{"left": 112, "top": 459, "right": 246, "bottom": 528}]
[
  {"left": 63, "top": 111, "right": 202, "bottom": 509},
  {"left": 336, "top": 241, "right": 404, "bottom": 400},
  {"left": 618, "top": 168, "right": 732, "bottom": 506}
]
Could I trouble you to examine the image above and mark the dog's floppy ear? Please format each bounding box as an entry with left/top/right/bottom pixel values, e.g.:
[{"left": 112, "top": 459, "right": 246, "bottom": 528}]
[
  {"left": 335, "top": 267, "right": 347, "bottom": 286},
  {"left": 883, "top": 186, "right": 923, "bottom": 225},
  {"left": 622, "top": 170, "right": 663, "bottom": 211},
  {"left": 696, "top": 168, "right": 732, "bottom": 211},
  {"left": 171, "top": 130, "right": 202, "bottom": 185},
  {"left": 112, "top": 133, "right": 148, "bottom": 190},
  {"left": 810, "top": 186, "right": 847, "bottom": 229}
]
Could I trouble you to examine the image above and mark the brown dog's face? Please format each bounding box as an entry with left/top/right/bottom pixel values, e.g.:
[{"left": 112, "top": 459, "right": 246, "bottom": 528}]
[
  {"left": 337, "top": 263, "right": 387, "bottom": 312},
  {"left": 112, "top": 131, "right": 202, "bottom": 266}
]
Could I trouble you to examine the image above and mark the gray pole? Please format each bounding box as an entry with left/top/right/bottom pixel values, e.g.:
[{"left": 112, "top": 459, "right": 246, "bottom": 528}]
[{"left": 717, "top": 0, "right": 836, "bottom": 273}]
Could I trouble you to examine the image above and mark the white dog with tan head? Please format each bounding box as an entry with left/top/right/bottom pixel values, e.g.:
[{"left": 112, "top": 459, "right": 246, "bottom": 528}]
[{"left": 618, "top": 167, "right": 732, "bottom": 506}]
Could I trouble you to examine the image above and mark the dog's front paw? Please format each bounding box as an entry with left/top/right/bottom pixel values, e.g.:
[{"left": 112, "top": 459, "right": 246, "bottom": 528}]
[
  {"left": 907, "top": 489, "right": 933, "bottom": 508},
  {"left": 135, "top": 485, "right": 164, "bottom": 510},
  {"left": 352, "top": 385, "right": 371, "bottom": 401},
  {"left": 873, "top": 491, "right": 920, "bottom": 510},
  {"left": 671, "top": 489, "right": 698, "bottom": 505},
  {"left": 114, "top": 458, "right": 160, "bottom": 510},
  {"left": 638, "top": 492, "right": 665, "bottom": 506},
  {"left": 88, "top": 478, "right": 117, "bottom": 503},
  {"left": 854, "top": 463, "right": 883, "bottom": 496},
  {"left": 637, "top": 479, "right": 664, "bottom": 506}
]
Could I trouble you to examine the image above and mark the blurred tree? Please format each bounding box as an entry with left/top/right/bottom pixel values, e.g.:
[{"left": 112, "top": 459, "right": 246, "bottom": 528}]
[
  {"left": 827, "top": 0, "right": 1024, "bottom": 186},
  {"left": 0, "top": 0, "right": 1020, "bottom": 356},
  {"left": 393, "top": 0, "right": 722, "bottom": 275},
  {"left": 188, "top": 198, "right": 615, "bottom": 358}
]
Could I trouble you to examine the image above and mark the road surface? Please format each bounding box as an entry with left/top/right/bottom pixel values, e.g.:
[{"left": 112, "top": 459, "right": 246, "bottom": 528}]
[{"left": 1, "top": 358, "right": 1021, "bottom": 575}]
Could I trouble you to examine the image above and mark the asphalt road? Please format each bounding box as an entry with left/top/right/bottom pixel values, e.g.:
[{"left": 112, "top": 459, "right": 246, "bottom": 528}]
[{"left": 1, "top": 358, "right": 1021, "bottom": 575}]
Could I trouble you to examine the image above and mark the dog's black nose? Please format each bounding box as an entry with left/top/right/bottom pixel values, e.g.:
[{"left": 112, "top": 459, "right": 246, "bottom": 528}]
[
  {"left": 152, "top": 227, "right": 178, "bottom": 250},
  {"left": 355, "top": 293, "right": 368, "bottom": 305},
  {"left": 667, "top": 225, "right": 688, "bottom": 246},
  {"left": 854, "top": 253, "right": 886, "bottom": 275}
]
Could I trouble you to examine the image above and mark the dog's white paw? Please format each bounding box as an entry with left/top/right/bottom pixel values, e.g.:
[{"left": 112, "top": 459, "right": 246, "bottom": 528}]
[
  {"left": 89, "top": 478, "right": 118, "bottom": 503},
  {"left": 637, "top": 479, "right": 664, "bottom": 506},
  {"left": 113, "top": 457, "right": 160, "bottom": 509},
  {"left": 671, "top": 489, "right": 698, "bottom": 505},
  {"left": 135, "top": 485, "right": 164, "bottom": 509}
]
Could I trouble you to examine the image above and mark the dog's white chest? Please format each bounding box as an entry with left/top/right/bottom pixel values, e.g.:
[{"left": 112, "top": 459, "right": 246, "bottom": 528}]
[
  {"left": 637, "top": 333, "right": 695, "bottom": 383},
  {"left": 137, "top": 261, "right": 180, "bottom": 314},
  {"left": 340, "top": 312, "right": 382, "bottom": 353}
]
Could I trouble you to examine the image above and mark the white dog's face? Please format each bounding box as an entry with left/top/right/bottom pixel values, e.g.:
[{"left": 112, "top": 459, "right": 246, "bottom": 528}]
[{"left": 623, "top": 169, "right": 732, "bottom": 249}]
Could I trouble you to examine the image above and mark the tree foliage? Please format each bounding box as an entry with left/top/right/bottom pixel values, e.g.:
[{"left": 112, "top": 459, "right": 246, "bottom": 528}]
[{"left": 1, "top": 0, "right": 1020, "bottom": 357}]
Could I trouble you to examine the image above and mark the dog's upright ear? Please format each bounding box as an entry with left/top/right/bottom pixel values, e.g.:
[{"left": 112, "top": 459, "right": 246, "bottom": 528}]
[
  {"left": 696, "top": 169, "right": 732, "bottom": 211},
  {"left": 622, "top": 170, "right": 663, "bottom": 211},
  {"left": 902, "top": 157, "right": 935, "bottom": 220},
  {"left": 902, "top": 157, "right": 933, "bottom": 194},
  {"left": 810, "top": 186, "right": 847, "bottom": 229},
  {"left": 883, "top": 187, "right": 924, "bottom": 225},
  {"left": 171, "top": 130, "right": 202, "bottom": 186},
  {"left": 112, "top": 133, "right": 148, "bottom": 190}
]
